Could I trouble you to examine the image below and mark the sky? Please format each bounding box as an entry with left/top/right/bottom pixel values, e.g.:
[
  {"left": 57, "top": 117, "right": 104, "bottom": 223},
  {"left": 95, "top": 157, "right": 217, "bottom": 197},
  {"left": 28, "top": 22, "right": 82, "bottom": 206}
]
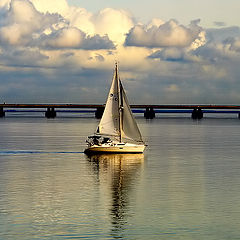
[{"left": 0, "top": 0, "right": 240, "bottom": 104}]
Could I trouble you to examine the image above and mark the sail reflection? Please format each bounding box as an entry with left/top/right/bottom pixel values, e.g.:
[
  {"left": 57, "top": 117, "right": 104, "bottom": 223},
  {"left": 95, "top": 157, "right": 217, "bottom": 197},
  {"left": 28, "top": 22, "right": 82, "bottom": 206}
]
[{"left": 86, "top": 153, "right": 144, "bottom": 239}]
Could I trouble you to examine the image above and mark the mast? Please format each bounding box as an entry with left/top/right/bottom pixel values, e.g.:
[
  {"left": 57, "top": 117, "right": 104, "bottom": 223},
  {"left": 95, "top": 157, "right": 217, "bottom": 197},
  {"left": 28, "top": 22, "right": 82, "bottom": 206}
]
[{"left": 116, "top": 62, "right": 123, "bottom": 142}]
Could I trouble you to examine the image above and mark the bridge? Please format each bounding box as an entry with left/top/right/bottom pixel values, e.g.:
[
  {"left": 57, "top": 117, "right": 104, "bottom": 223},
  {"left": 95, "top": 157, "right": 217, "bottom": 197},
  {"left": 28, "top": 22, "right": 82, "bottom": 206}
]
[{"left": 1, "top": 103, "right": 240, "bottom": 119}]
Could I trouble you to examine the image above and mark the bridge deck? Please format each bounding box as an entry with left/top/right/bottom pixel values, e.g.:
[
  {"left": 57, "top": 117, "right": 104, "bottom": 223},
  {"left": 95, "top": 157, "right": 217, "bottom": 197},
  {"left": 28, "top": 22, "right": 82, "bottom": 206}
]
[{"left": 1, "top": 104, "right": 240, "bottom": 109}]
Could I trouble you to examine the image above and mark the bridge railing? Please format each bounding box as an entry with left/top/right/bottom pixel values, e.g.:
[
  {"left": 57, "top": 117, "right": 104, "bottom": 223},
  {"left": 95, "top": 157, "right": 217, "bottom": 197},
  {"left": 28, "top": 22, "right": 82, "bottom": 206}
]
[{"left": 0, "top": 104, "right": 240, "bottom": 119}]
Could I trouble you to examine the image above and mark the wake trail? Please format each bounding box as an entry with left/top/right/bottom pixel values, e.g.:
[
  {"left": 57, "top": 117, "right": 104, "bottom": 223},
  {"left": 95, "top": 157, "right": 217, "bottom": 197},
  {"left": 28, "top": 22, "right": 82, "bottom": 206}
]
[{"left": 0, "top": 150, "right": 84, "bottom": 155}]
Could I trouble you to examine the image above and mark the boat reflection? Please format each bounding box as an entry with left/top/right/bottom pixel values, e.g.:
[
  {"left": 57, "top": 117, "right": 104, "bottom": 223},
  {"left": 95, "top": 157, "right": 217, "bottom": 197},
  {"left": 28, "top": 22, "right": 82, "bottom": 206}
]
[{"left": 86, "top": 153, "right": 144, "bottom": 239}]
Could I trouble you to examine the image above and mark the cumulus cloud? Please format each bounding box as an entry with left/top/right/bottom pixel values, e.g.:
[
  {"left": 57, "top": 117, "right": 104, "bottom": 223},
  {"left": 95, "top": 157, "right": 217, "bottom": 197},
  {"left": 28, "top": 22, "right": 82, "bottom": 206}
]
[
  {"left": 192, "top": 43, "right": 229, "bottom": 63},
  {"left": 30, "top": 1, "right": 135, "bottom": 45},
  {"left": 92, "top": 8, "right": 134, "bottom": 44},
  {"left": 147, "top": 18, "right": 165, "bottom": 29},
  {"left": 65, "top": 7, "right": 95, "bottom": 36},
  {"left": 206, "top": 26, "right": 240, "bottom": 43},
  {"left": 125, "top": 19, "right": 203, "bottom": 48},
  {"left": 149, "top": 48, "right": 190, "bottom": 62},
  {"left": 146, "top": 25, "right": 240, "bottom": 64},
  {"left": 0, "top": 0, "right": 135, "bottom": 52},
  {"left": 191, "top": 27, "right": 240, "bottom": 63},
  {"left": 0, "top": 0, "right": 63, "bottom": 46},
  {"left": 39, "top": 27, "right": 114, "bottom": 50},
  {"left": 148, "top": 38, "right": 239, "bottom": 65},
  {"left": 0, "top": 0, "right": 115, "bottom": 50}
]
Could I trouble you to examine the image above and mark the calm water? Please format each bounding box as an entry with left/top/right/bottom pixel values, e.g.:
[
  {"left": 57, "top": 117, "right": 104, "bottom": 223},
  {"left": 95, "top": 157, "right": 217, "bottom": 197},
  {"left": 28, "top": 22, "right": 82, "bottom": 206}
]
[{"left": 0, "top": 116, "right": 240, "bottom": 239}]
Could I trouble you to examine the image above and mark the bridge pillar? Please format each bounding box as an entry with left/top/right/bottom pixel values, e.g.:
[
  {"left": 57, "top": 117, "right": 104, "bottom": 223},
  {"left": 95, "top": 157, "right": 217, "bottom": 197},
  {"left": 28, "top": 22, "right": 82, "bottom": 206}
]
[
  {"left": 192, "top": 108, "right": 203, "bottom": 119},
  {"left": 95, "top": 107, "right": 104, "bottom": 119},
  {"left": 144, "top": 107, "right": 155, "bottom": 119},
  {"left": 45, "top": 107, "right": 56, "bottom": 118},
  {"left": 0, "top": 107, "right": 5, "bottom": 117}
]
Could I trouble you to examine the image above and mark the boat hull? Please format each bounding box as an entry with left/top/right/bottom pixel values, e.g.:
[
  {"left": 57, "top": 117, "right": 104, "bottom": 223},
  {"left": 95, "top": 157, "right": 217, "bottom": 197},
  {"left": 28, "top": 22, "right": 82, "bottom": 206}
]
[{"left": 84, "top": 144, "right": 145, "bottom": 153}]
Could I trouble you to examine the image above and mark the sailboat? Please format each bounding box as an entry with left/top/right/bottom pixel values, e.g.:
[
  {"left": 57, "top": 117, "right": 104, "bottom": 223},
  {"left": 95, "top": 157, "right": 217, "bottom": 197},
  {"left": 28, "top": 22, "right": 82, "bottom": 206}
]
[{"left": 84, "top": 63, "right": 146, "bottom": 153}]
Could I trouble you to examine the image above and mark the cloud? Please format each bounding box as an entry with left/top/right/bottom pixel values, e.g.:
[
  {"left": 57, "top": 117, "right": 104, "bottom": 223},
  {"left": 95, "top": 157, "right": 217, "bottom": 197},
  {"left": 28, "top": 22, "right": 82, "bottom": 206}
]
[
  {"left": 92, "top": 8, "right": 134, "bottom": 44},
  {"left": 206, "top": 26, "right": 240, "bottom": 43},
  {"left": 1, "top": 0, "right": 240, "bottom": 104},
  {"left": 228, "top": 38, "right": 240, "bottom": 52},
  {"left": 65, "top": 7, "right": 95, "bottom": 36},
  {"left": 94, "top": 54, "right": 105, "bottom": 62},
  {"left": 39, "top": 27, "right": 115, "bottom": 50},
  {"left": 147, "top": 18, "right": 165, "bottom": 29},
  {"left": 125, "top": 19, "right": 203, "bottom": 48},
  {"left": 149, "top": 48, "right": 189, "bottom": 62},
  {"left": 0, "top": 47, "right": 49, "bottom": 67},
  {"left": 30, "top": 1, "right": 135, "bottom": 45},
  {"left": 0, "top": 0, "right": 62, "bottom": 46},
  {"left": 0, "top": 0, "right": 115, "bottom": 50},
  {"left": 147, "top": 25, "right": 240, "bottom": 64},
  {"left": 192, "top": 27, "right": 240, "bottom": 63}
]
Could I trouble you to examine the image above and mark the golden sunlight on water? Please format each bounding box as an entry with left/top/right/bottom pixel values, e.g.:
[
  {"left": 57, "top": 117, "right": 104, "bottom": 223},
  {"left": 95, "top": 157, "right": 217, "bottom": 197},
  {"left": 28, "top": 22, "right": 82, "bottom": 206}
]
[{"left": 0, "top": 117, "right": 240, "bottom": 239}]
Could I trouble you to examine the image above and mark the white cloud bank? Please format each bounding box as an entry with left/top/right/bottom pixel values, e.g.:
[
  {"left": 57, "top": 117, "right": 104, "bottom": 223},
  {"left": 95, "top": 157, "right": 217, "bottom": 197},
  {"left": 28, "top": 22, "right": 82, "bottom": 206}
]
[
  {"left": 125, "top": 19, "right": 204, "bottom": 48},
  {"left": 0, "top": 0, "right": 115, "bottom": 50},
  {"left": 0, "top": 0, "right": 240, "bottom": 104}
]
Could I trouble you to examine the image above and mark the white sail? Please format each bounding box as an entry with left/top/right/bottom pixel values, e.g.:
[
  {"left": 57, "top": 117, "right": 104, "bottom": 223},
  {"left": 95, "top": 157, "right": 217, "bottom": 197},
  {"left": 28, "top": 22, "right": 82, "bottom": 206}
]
[
  {"left": 120, "top": 81, "right": 143, "bottom": 143},
  {"left": 96, "top": 66, "right": 120, "bottom": 137},
  {"left": 95, "top": 63, "right": 144, "bottom": 144},
  {"left": 85, "top": 63, "right": 145, "bottom": 153}
]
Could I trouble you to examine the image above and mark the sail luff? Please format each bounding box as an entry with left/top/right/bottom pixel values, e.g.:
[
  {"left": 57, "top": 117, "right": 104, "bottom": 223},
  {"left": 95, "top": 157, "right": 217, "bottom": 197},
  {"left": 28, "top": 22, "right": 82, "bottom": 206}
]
[{"left": 95, "top": 64, "right": 120, "bottom": 137}]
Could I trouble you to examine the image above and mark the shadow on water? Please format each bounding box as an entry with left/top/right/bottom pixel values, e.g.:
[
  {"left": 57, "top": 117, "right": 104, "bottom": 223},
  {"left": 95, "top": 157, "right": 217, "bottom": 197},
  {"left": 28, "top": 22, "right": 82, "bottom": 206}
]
[{"left": 86, "top": 153, "right": 144, "bottom": 239}]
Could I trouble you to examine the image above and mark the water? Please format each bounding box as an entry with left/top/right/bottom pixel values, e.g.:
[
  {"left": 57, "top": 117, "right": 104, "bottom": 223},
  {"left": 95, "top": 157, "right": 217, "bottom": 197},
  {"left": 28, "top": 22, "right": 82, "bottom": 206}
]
[{"left": 0, "top": 117, "right": 240, "bottom": 239}]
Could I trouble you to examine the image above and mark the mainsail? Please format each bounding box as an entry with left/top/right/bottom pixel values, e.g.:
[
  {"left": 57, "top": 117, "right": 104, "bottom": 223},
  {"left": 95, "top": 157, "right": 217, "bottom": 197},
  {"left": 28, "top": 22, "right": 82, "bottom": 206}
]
[
  {"left": 96, "top": 66, "right": 120, "bottom": 137},
  {"left": 96, "top": 64, "right": 143, "bottom": 144}
]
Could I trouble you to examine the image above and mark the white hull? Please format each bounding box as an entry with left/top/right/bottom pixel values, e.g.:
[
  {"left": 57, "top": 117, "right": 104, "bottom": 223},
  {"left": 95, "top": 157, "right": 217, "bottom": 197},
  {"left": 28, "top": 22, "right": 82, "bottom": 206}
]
[{"left": 85, "top": 143, "right": 145, "bottom": 153}]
